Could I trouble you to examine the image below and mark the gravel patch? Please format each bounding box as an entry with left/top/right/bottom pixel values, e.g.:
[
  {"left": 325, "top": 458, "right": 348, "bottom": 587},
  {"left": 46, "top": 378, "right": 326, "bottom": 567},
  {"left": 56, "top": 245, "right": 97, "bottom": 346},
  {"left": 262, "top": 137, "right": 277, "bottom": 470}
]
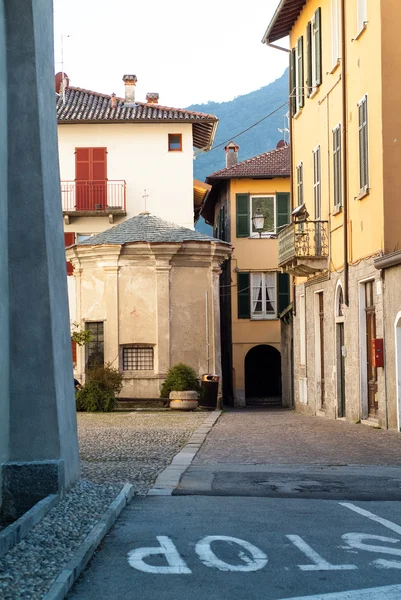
[
  {"left": 0, "top": 480, "right": 121, "bottom": 600},
  {"left": 78, "top": 411, "right": 206, "bottom": 493}
]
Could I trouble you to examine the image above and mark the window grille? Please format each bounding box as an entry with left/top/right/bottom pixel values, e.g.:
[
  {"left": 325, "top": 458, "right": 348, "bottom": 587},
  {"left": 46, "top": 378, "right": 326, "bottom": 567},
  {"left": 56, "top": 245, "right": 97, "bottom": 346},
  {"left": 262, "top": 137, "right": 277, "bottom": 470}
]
[{"left": 123, "top": 346, "right": 154, "bottom": 370}]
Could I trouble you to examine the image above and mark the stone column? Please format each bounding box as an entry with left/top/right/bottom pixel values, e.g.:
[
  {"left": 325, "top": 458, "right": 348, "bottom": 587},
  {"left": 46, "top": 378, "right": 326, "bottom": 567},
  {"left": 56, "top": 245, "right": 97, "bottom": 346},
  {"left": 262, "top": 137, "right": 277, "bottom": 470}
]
[{"left": 2, "top": 0, "right": 80, "bottom": 520}]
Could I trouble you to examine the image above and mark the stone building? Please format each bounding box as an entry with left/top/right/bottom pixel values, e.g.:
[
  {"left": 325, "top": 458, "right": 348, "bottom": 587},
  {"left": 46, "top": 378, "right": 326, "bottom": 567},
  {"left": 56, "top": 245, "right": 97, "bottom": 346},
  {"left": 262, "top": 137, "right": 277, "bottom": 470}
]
[{"left": 66, "top": 213, "right": 231, "bottom": 398}]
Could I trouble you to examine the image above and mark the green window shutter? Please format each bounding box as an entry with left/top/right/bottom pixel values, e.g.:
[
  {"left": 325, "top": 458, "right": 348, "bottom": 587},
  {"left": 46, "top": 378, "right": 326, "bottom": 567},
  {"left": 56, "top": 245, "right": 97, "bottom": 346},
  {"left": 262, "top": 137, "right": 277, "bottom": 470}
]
[
  {"left": 238, "top": 272, "right": 250, "bottom": 319},
  {"left": 278, "top": 273, "right": 290, "bottom": 315},
  {"left": 315, "top": 7, "right": 322, "bottom": 86},
  {"left": 306, "top": 22, "right": 312, "bottom": 96},
  {"left": 236, "top": 193, "right": 250, "bottom": 238},
  {"left": 290, "top": 48, "right": 296, "bottom": 117},
  {"left": 297, "top": 37, "right": 304, "bottom": 108},
  {"left": 276, "top": 192, "right": 290, "bottom": 233}
]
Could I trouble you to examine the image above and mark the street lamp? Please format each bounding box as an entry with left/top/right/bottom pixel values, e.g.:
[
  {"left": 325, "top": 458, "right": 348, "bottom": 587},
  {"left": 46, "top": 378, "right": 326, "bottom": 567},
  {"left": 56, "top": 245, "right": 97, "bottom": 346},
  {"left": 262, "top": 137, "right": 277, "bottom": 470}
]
[{"left": 252, "top": 209, "right": 265, "bottom": 238}]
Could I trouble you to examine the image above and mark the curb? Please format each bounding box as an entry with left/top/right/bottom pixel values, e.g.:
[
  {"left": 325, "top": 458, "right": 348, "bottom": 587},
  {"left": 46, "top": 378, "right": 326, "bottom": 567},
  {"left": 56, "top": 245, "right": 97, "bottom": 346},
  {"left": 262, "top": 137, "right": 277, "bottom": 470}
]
[
  {"left": 43, "top": 482, "right": 134, "bottom": 600},
  {"left": 0, "top": 493, "right": 59, "bottom": 559},
  {"left": 147, "top": 409, "right": 222, "bottom": 496}
]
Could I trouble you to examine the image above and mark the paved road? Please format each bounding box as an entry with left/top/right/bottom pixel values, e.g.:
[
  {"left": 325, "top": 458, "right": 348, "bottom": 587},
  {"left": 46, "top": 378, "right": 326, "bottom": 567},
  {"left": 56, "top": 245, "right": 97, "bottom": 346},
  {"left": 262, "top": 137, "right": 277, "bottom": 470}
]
[{"left": 68, "top": 409, "right": 401, "bottom": 599}]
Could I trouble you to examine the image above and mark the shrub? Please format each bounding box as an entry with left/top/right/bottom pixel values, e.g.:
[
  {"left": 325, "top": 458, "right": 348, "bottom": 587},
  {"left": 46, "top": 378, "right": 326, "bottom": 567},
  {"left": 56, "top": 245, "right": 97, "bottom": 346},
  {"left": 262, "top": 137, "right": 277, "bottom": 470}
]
[
  {"left": 76, "top": 381, "right": 115, "bottom": 412},
  {"left": 160, "top": 363, "right": 201, "bottom": 399},
  {"left": 86, "top": 363, "right": 123, "bottom": 395}
]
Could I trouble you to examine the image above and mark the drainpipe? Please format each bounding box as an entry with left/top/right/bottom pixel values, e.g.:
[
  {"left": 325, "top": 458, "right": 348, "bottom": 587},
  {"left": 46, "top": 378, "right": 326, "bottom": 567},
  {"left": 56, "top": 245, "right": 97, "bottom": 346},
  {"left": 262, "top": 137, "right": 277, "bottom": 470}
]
[{"left": 341, "top": 0, "right": 349, "bottom": 305}]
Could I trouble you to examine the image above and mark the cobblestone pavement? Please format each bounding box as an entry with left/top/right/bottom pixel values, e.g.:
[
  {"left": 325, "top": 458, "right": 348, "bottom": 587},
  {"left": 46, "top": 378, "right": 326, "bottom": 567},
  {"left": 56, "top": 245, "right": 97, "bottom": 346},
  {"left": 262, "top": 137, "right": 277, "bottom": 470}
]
[
  {"left": 194, "top": 408, "right": 401, "bottom": 466},
  {"left": 78, "top": 411, "right": 206, "bottom": 494}
]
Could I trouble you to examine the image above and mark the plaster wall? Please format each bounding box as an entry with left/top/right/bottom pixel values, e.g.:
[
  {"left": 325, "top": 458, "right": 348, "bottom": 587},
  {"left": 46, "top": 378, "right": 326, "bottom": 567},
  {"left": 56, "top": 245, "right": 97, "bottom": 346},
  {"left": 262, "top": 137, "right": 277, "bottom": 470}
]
[{"left": 58, "top": 122, "right": 195, "bottom": 231}]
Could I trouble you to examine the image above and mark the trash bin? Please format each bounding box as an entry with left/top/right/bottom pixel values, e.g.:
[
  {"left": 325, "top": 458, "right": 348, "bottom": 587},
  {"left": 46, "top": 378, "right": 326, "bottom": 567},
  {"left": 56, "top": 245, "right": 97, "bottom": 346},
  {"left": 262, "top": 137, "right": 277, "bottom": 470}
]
[{"left": 199, "top": 374, "right": 220, "bottom": 409}]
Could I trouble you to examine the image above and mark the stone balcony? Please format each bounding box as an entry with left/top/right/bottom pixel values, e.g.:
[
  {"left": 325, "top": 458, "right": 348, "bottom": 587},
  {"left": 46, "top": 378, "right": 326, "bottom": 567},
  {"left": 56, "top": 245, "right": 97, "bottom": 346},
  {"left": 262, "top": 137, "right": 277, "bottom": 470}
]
[{"left": 278, "top": 220, "right": 329, "bottom": 276}]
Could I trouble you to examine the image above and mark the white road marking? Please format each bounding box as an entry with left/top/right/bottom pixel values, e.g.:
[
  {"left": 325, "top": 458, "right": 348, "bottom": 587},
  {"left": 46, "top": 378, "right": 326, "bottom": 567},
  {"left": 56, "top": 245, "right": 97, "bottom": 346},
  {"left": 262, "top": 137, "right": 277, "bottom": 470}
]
[
  {"left": 287, "top": 535, "right": 357, "bottom": 571},
  {"left": 127, "top": 536, "right": 191, "bottom": 574},
  {"left": 194, "top": 535, "right": 268, "bottom": 572},
  {"left": 340, "top": 503, "right": 401, "bottom": 535},
  {"left": 342, "top": 533, "right": 401, "bottom": 569},
  {"left": 280, "top": 584, "right": 401, "bottom": 599}
]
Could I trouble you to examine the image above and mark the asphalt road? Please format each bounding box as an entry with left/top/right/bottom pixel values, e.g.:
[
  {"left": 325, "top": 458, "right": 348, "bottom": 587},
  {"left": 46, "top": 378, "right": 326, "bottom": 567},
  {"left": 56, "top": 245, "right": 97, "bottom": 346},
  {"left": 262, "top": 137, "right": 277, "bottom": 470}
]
[{"left": 68, "top": 495, "right": 401, "bottom": 599}]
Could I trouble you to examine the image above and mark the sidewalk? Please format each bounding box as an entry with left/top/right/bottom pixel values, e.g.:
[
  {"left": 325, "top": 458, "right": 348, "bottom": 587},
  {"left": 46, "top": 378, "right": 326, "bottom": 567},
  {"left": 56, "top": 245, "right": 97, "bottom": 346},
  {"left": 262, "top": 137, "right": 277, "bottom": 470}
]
[{"left": 193, "top": 408, "right": 401, "bottom": 467}]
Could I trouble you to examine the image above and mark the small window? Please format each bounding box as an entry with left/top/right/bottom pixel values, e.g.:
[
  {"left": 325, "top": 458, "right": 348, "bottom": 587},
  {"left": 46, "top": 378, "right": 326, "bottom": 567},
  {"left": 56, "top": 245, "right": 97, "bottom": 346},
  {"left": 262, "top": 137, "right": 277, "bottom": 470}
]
[
  {"left": 86, "top": 322, "right": 104, "bottom": 370},
  {"left": 358, "top": 95, "right": 369, "bottom": 192},
  {"left": 297, "top": 163, "right": 304, "bottom": 206},
  {"left": 123, "top": 346, "right": 154, "bottom": 370},
  {"left": 77, "top": 233, "right": 94, "bottom": 243},
  {"left": 307, "top": 9, "right": 322, "bottom": 93},
  {"left": 250, "top": 196, "right": 275, "bottom": 236},
  {"left": 168, "top": 134, "right": 182, "bottom": 151},
  {"left": 313, "top": 146, "right": 321, "bottom": 219},
  {"left": 331, "top": 0, "right": 341, "bottom": 67},
  {"left": 333, "top": 125, "right": 342, "bottom": 209},
  {"left": 251, "top": 272, "right": 276, "bottom": 319}
]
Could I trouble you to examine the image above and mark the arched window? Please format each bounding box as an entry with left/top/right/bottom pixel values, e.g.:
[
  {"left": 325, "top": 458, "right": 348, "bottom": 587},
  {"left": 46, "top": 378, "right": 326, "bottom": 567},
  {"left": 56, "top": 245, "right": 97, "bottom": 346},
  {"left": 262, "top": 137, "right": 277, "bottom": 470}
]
[{"left": 335, "top": 281, "right": 345, "bottom": 322}]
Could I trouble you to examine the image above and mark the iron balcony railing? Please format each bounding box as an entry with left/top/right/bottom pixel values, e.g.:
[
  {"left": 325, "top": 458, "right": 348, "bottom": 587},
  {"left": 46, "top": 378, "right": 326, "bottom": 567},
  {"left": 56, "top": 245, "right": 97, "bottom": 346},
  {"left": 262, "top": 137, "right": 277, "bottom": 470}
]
[
  {"left": 278, "top": 220, "right": 329, "bottom": 267},
  {"left": 61, "top": 180, "right": 126, "bottom": 212}
]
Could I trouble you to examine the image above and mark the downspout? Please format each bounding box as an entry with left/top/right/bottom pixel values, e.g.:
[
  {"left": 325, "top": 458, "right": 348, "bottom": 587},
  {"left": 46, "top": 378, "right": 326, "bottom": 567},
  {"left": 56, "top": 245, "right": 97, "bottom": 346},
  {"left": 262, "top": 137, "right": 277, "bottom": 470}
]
[{"left": 341, "top": 0, "right": 349, "bottom": 305}]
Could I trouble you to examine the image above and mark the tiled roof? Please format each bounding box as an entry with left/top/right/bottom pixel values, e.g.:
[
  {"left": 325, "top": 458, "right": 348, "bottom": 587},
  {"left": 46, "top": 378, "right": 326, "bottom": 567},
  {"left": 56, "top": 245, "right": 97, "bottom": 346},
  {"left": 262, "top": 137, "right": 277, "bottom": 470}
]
[
  {"left": 77, "top": 213, "right": 227, "bottom": 245},
  {"left": 57, "top": 87, "right": 218, "bottom": 150},
  {"left": 206, "top": 144, "right": 290, "bottom": 181},
  {"left": 262, "top": 0, "right": 307, "bottom": 44}
]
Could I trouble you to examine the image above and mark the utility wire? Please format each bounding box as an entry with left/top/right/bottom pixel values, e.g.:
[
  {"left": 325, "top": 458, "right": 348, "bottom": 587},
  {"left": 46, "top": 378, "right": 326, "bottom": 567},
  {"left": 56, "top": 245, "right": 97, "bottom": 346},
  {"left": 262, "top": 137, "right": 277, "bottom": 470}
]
[{"left": 195, "top": 100, "right": 289, "bottom": 157}]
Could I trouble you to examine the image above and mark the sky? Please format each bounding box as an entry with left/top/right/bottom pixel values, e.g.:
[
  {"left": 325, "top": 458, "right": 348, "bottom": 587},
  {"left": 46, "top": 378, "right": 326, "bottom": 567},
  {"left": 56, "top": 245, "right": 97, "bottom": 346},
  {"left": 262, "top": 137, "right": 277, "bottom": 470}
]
[{"left": 53, "top": 0, "right": 289, "bottom": 108}]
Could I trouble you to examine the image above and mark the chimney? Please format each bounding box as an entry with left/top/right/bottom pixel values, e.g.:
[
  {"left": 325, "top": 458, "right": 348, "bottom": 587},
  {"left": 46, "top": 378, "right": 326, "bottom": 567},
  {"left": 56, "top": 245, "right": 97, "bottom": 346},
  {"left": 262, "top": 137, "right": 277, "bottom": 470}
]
[
  {"left": 111, "top": 93, "right": 117, "bottom": 109},
  {"left": 276, "top": 139, "right": 287, "bottom": 149},
  {"left": 146, "top": 92, "right": 159, "bottom": 104},
  {"left": 122, "top": 74, "right": 138, "bottom": 104},
  {"left": 224, "top": 141, "right": 240, "bottom": 169}
]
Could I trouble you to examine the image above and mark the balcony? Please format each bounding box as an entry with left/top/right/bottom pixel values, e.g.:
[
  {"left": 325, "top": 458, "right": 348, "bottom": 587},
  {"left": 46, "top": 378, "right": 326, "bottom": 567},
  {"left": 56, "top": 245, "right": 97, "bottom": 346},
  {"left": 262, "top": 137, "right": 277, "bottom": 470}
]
[
  {"left": 61, "top": 180, "right": 126, "bottom": 223},
  {"left": 278, "top": 220, "right": 329, "bottom": 276}
]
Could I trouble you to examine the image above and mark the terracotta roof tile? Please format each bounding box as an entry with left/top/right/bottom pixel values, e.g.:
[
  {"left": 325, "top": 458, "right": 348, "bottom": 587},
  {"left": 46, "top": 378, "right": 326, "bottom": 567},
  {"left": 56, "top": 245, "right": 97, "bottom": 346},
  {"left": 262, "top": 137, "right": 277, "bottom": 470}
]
[
  {"left": 206, "top": 144, "right": 290, "bottom": 181},
  {"left": 57, "top": 87, "right": 218, "bottom": 150}
]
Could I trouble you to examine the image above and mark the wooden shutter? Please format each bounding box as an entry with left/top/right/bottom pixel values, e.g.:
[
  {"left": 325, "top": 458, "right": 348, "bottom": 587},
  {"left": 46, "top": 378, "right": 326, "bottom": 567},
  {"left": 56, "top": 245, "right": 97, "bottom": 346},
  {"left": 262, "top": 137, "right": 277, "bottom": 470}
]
[
  {"left": 297, "top": 37, "right": 304, "bottom": 109},
  {"left": 75, "top": 148, "right": 107, "bottom": 210},
  {"left": 290, "top": 48, "right": 296, "bottom": 116},
  {"left": 236, "top": 194, "right": 250, "bottom": 238},
  {"left": 237, "top": 272, "right": 250, "bottom": 319},
  {"left": 64, "top": 232, "right": 75, "bottom": 275},
  {"left": 306, "top": 22, "right": 312, "bottom": 96},
  {"left": 71, "top": 341, "right": 77, "bottom": 364},
  {"left": 315, "top": 8, "right": 322, "bottom": 86},
  {"left": 219, "top": 205, "right": 226, "bottom": 241},
  {"left": 278, "top": 273, "right": 290, "bottom": 315},
  {"left": 276, "top": 193, "right": 290, "bottom": 233}
]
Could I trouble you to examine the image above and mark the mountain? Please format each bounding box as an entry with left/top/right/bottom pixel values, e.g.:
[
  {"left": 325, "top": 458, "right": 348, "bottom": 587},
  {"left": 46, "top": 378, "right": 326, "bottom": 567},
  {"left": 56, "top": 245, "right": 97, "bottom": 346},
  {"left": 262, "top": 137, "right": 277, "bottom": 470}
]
[{"left": 190, "top": 69, "right": 289, "bottom": 233}]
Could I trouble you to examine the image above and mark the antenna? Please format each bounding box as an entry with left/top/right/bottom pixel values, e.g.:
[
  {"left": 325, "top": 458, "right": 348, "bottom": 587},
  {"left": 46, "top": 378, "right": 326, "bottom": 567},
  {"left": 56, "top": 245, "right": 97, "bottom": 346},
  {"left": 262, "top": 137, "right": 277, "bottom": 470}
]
[{"left": 61, "top": 34, "right": 71, "bottom": 105}]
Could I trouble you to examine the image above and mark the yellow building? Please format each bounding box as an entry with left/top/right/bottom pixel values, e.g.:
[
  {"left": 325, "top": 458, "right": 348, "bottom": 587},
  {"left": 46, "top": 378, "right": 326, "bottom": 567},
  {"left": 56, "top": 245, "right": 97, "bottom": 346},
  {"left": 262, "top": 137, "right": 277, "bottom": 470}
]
[
  {"left": 201, "top": 142, "right": 291, "bottom": 406},
  {"left": 263, "top": 0, "right": 401, "bottom": 429}
]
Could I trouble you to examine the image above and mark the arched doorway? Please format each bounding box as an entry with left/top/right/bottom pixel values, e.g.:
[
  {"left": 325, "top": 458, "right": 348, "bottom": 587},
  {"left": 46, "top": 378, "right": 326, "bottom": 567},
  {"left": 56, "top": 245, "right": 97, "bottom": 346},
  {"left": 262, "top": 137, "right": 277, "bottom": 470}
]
[{"left": 245, "top": 345, "right": 282, "bottom": 406}]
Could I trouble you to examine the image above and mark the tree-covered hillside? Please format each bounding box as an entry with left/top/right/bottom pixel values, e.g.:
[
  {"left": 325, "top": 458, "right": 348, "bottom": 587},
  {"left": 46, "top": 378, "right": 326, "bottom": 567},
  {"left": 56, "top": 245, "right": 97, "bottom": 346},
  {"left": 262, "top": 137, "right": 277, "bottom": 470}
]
[{"left": 191, "top": 68, "right": 289, "bottom": 234}]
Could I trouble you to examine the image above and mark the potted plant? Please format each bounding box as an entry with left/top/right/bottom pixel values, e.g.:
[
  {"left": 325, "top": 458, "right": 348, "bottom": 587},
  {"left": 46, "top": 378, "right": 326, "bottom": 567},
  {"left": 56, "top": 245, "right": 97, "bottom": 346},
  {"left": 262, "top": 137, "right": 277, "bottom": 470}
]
[{"left": 160, "top": 363, "right": 201, "bottom": 410}]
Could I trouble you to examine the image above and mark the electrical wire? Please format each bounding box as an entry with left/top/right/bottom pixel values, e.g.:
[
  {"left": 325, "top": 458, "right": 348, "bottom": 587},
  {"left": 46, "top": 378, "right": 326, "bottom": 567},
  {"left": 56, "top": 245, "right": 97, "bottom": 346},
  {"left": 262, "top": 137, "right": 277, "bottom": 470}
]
[{"left": 194, "top": 101, "right": 289, "bottom": 157}]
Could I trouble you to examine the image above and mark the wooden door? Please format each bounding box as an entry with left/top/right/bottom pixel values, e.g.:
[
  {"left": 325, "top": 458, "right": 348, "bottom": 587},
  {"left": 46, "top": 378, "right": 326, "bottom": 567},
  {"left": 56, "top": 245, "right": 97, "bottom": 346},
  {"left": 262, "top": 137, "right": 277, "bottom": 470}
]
[
  {"left": 319, "top": 293, "right": 325, "bottom": 409},
  {"left": 75, "top": 148, "right": 107, "bottom": 210},
  {"left": 338, "top": 322, "right": 346, "bottom": 417},
  {"left": 365, "top": 281, "right": 378, "bottom": 417}
]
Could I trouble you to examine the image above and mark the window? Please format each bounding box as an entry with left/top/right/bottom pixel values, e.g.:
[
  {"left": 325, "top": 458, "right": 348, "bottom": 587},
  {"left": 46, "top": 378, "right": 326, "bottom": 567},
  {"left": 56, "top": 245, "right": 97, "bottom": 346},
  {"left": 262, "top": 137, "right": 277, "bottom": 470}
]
[
  {"left": 313, "top": 146, "right": 321, "bottom": 219},
  {"left": 251, "top": 272, "right": 276, "bottom": 319},
  {"left": 333, "top": 125, "right": 342, "bottom": 209},
  {"left": 215, "top": 205, "right": 226, "bottom": 241},
  {"left": 296, "top": 37, "right": 304, "bottom": 112},
  {"left": 122, "top": 346, "right": 154, "bottom": 370},
  {"left": 77, "top": 233, "right": 94, "bottom": 243},
  {"left": 86, "top": 322, "right": 104, "bottom": 370},
  {"left": 237, "top": 272, "right": 290, "bottom": 319},
  {"left": 331, "top": 0, "right": 340, "bottom": 67},
  {"left": 75, "top": 147, "right": 107, "bottom": 211},
  {"left": 250, "top": 196, "right": 275, "bottom": 236},
  {"left": 307, "top": 8, "right": 322, "bottom": 95},
  {"left": 357, "top": 0, "right": 367, "bottom": 35},
  {"left": 358, "top": 95, "right": 369, "bottom": 193},
  {"left": 168, "top": 134, "right": 182, "bottom": 151},
  {"left": 297, "top": 163, "right": 304, "bottom": 206}
]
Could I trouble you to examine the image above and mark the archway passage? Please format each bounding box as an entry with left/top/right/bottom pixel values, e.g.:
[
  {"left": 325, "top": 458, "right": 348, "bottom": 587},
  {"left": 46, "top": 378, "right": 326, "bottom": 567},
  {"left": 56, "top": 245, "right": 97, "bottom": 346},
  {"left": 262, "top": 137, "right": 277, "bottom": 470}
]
[{"left": 245, "top": 345, "right": 282, "bottom": 406}]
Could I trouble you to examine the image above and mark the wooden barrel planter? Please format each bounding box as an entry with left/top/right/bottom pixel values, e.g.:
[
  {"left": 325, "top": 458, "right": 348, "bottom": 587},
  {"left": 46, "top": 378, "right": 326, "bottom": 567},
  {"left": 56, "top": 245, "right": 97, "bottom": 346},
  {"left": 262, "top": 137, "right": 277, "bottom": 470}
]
[{"left": 169, "top": 391, "right": 199, "bottom": 411}]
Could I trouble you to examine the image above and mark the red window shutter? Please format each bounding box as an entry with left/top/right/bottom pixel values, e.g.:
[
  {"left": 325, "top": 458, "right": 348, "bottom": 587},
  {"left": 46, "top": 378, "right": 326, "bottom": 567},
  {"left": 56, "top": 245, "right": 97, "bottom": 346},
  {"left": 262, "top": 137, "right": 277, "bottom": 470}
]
[
  {"left": 91, "top": 148, "right": 107, "bottom": 180},
  {"left": 71, "top": 340, "right": 77, "bottom": 364},
  {"left": 64, "top": 233, "right": 75, "bottom": 275},
  {"left": 75, "top": 148, "right": 91, "bottom": 180}
]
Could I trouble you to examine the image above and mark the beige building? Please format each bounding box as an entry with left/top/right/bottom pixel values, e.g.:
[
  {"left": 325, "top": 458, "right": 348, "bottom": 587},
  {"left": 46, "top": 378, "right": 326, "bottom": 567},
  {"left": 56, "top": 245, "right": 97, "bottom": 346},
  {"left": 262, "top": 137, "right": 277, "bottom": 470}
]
[
  {"left": 66, "top": 213, "right": 231, "bottom": 398},
  {"left": 201, "top": 142, "right": 291, "bottom": 406},
  {"left": 264, "top": 0, "right": 401, "bottom": 430}
]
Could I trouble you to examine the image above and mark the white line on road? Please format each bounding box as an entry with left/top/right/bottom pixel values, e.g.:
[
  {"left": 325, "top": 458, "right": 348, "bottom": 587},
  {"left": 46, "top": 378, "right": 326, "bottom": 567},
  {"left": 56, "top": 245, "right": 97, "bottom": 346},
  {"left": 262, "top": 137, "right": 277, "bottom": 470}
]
[
  {"left": 286, "top": 535, "right": 357, "bottom": 571},
  {"left": 195, "top": 535, "right": 268, "bottom": 572},
  {"left": 340, "top": 503, "right": 401, "bottom": 535},
  {"left": 280, "top": 583, "right": 401, "bottom": 599}
]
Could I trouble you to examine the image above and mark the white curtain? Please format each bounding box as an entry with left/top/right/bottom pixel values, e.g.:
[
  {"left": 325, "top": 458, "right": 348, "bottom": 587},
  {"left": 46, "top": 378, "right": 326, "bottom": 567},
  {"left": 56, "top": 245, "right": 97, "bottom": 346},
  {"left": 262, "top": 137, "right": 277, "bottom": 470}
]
[{"left": 252, "top": 273, "right": 263, "bottom": 314}]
